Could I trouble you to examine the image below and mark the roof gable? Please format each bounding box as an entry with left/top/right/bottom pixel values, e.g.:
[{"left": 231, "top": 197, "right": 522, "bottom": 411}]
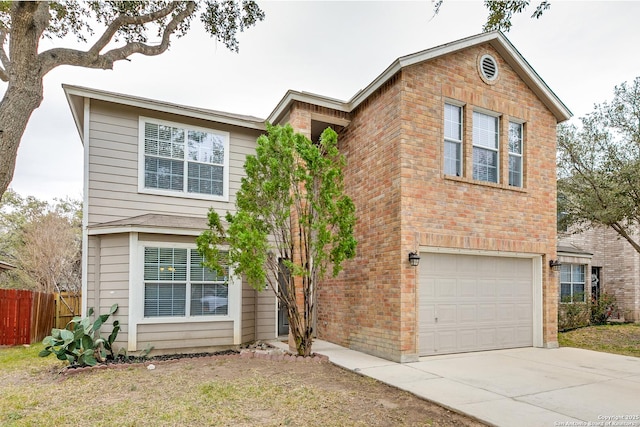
[{"left": 268, "top": 31, "right": 571, "bottom": 124}]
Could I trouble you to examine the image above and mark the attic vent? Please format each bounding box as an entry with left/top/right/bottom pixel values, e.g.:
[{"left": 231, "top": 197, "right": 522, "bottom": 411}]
[{"left": 479, "top": 54, "right": 499, "bottom": 83}]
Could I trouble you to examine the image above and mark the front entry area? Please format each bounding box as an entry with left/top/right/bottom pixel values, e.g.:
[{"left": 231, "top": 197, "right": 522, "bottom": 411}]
[{"left": 419, "top": 252, "right": 534, "bottom": 356}]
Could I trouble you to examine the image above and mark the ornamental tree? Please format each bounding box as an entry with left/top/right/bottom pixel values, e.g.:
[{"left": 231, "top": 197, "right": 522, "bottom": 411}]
[
  {"left": 557, "top": 77, "right": 640, "bottom": 254},
  {"left": 0, "top": 1, "right": 265, "bottom": 200},
  {"left": 197, "top": 124, "right": 357, "bottom": 356}
]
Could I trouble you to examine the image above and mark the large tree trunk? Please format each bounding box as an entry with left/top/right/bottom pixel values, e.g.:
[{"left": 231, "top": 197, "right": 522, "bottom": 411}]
[
  {"left": 0, "top": 82, "right": 44, "bottom": 199},
  {"left": 0, "top": 1, "right": 48, "bottom": 199}
]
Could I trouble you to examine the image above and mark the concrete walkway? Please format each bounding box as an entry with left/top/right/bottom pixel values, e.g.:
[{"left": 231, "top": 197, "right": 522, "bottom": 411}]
[{"left": 275, "top": 340, "right": 640, "bottom": 427}]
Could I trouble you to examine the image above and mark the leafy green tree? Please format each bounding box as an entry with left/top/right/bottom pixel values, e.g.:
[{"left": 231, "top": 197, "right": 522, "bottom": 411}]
[
  {"left": 197, "top": 124, "right": 357, "bottom": 356},
  {"left": 432, "top": 0, "right": 550, "bottom": 32},
  {"left": 0, "top": 1, "right": 265, "bottom": 200},
  {"left": 557, "top": 77, "right": 640, "bottom": 254}
]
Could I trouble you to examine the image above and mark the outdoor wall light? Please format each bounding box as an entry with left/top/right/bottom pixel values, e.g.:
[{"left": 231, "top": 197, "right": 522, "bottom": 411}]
[
  {"left": 549, "top": 259, "right": 562, "bottom": 272},
  {"left": 408, "top": 252, "right": 421, "bottom": 267}
]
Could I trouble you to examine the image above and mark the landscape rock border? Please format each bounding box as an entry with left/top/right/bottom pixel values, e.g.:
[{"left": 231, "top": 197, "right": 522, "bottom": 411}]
[{"left": 58, "top": 341, "right": 329, "bottom": 377}]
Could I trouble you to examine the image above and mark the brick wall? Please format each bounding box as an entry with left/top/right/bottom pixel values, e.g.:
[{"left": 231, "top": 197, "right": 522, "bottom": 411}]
[
  {"left": 298, "top": 43, "right": 560, "bottom": 361},
  {"left": 561, "top": 228, "right": 640, "bottom": 321}
]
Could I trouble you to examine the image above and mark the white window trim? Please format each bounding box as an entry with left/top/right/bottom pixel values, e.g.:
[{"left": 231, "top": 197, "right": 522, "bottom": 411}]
[
  {"left": 508, "top": 120, "right": 524, "bottom": 188},
  {"left": 560, "top": 263, "right": 587, "bottom": 304},
  {"left": 472, "top": 110, "right": 500, "bottom": 183},
  {"left": 137, "top": 116, "right": 230, "bottom": 202},
  {"left": 130, "top": 241, "right": 242, "bottom": 325},
  {"left": 444, "top": 102, "right": 464, "bottom": 177}
]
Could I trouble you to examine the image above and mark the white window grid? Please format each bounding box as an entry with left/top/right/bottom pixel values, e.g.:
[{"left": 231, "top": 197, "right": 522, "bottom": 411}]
[
  {"left": 508, "top": 121, "right": 523, "bottom": 187},
  {"left": 472, "top": 111, "right": 500, "bottom": 183},
  {"left": 444, "top": 103, "right": 463, "bottom": 177},
  {"left": 139, "top": 117, "right": 230, "bottom": 200}
]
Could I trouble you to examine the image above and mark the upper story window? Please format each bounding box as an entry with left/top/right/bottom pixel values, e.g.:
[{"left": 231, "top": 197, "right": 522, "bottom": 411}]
[
  {"left": 560, "top": 264, "right": 586, "bottom": 303},
  {"left": 444, "top": 103, "right": 463, "bottom": 177},
  {"left": 508, "top": 122, "right": 523, "bottom": 187},
  {"left": 472, "top": 111, "right": 499, "bottom": 183},
  {"left": 139, "top": 118, "right": 230, "bottom": 201}
]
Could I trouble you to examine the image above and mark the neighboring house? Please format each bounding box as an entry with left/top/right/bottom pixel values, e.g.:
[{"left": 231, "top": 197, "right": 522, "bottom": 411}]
[
  {"left": 65, "top": 31, "right": 571, "bottom": 361},
  {"left": 559, "top": 228, "right": 640, "bottom": 322}
]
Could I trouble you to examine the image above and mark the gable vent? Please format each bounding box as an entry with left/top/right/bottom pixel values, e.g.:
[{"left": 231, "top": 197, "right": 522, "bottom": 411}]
[{"left": 479, "top": 54, "right": 498, "bottom": 82}]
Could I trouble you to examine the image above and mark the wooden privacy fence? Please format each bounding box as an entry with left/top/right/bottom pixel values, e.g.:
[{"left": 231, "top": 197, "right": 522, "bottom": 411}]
[{"left": 0, "top": 290, "right": 81, "bottom": 345}]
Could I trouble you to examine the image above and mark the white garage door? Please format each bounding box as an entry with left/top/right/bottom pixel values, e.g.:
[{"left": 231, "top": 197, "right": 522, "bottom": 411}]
[{"left": 419, "top": 253, "right": 533, "bottom": 356}]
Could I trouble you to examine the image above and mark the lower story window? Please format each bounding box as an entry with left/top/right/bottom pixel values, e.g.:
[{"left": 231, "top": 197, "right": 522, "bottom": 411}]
[
  {"left": 560, "top": 264, "right": 586, "bottom": 303},
  {"left": 143, "top": 247, "right": 228, "bottom": 317}
]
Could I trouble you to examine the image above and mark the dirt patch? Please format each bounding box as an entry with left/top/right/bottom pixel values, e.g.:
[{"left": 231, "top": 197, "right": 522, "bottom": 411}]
[{"left": 2, "top": 346, "right": 488, "bottom": 426}]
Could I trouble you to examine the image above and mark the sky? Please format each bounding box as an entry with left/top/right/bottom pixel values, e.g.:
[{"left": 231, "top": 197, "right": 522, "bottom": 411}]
[{"left": 6, "top": 0, "right": 640, "bottom": 202}]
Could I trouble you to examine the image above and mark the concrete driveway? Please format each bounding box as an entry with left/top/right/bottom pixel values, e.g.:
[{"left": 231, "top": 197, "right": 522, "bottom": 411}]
[{"left": 307, "top": 340, "right": 640, "bottom": 427}]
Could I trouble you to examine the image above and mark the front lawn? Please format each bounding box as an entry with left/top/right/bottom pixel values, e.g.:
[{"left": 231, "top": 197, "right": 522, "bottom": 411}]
[
  {"left": 558, "top": 323, "right": 640, "bottom": 357},
  {"left": 0, "top": 343, "right": 486, "bottom": 427}
]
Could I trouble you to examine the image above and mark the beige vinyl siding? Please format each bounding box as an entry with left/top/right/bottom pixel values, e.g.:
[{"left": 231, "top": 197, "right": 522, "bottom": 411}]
[
  {"left": 136, "top": 321, "right": 234, "bottom": 351},
  {"left": 256, "top": 289, "right": 277, "bottom": 340},
  {"left": 241, "top": 282, "right": 256, "bottom": 342},
  {"left": 87, "top": 100, "right": 261, "bottom": 226},
  {"left": 94, "top": 234, "right": 130, "bottom": 349},
  {"left": 85, "top": 235, "right": 99, "bottom": 315}
]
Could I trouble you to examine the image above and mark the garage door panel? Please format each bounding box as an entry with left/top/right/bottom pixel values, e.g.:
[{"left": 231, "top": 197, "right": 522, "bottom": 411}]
[
  {"left": 477, "top": 280, "right": 497, "bottom": 297},
  {"left": 458, "top": 305, "right": 477, "bottom": 323},
  {"left": 435, "top": 279, "right": 457, "bottom": 298},
  {"left": 436, "top": 305, "right": 457, "bottom": 325},
  {"left": 458, "top": 280, "right": 477, "bottom": 297},
  {"left": 435, "top": 331, "right": 457, "bottom": 353},
  {"left": 419, "top": 253, "right": 534, "bottom": 356}
]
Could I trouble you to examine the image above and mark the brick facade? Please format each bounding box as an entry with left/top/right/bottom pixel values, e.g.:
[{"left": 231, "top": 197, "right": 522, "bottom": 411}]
[
  {"left": 287, "top": 42, "right": 562, "bottom": 361},
  {"left": 561, "top": 228, "right": 640, "bottom": 322}
]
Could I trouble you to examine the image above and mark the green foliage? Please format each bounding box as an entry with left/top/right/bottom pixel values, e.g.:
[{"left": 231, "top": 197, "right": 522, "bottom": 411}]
[
  {"left": 558, "top": 302, "right": 589, "bottom": 331},
  {"left": 0, "top": 1, "right": 265, "bottom": 52},
  {"left": 591, "top": 291, "right": 617, "bottom": 325},
  {"left": 432, "top": 0, "right": 550, "bottom": 32},
  {"left": 558, "top": 292, "right": 619, "bottom": 331},
  {"left": 558, "top": 77, "right": 640, "bottom": 254},
  {"left": 39, "top": 304, "right": 119, "bottom": 367},
  {"left": 482, "top": 0, "right": 550, "bottom": 32},
  {"left": 198, "top": 124, "right": 357, "bottom": 356}
]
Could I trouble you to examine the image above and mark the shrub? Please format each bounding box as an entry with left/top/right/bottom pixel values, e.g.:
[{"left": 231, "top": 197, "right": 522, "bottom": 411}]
[
  {"left": 590, "top": 291, "right": 617, "bottom": 325},
  {"left": 558, "top": 302, "right": 590, "bottom": 331},
  {"left": 39, "top": 304, "right": 119, "bottom": 366}
]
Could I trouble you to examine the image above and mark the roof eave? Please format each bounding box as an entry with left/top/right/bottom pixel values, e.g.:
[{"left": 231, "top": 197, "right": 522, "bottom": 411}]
[{"left": 63, "top": 84, "right": 267, "bottom": 132}]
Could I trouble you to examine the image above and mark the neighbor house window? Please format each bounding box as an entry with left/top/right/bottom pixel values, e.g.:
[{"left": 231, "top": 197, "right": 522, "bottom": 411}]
[
  {"left": 508, "top": 122, "right": 523, "bottom": 187},
  {"left": 444, "top": 103, "right": 463, "bottom": 176},
  {"left": 143, "top": 247, "right": 229, "bottom": 318},
  {"left": 472, "top": 111, "right": 499, "bottom": 183},
  {"left": 560, "top": 264, "right": 586, "bottom": 303},
  {"left": 141, "top": 118, "right": 229, "bottom": 199}
]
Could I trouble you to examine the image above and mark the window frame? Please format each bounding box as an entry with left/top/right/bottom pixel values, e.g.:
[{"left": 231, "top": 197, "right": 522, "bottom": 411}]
[
  {"left": 472, "top": 110, "right": 500, "bottom": 184},
  {"left": 138, "top": 242, "right": 235, "bottom": 323},
  {"left": 443, "top": 102, "right": 464, "bottom": 177},
  {"left": 559, "top": 263, "right": 587, "bottom": 304},
  {"left": 508, "top": 120, "right": 524, "bottom": 188},
  {"left": 138, "top": 117, "right": 231, "bottom": 202}
]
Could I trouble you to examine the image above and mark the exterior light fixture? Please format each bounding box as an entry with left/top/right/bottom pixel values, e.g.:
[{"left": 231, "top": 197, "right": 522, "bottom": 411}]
[
  {"left": 408, "top": 252, "right": 421, "bottom": 267},
  {"left": 549, "top": 259, "right": 561, "bottom": 272}
]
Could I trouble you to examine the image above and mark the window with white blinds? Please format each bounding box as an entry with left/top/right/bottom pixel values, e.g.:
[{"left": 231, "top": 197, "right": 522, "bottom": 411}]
[
  {"left": 141, "top": 118, "right": 229, "bottom": 199},
  {"left": 143, "top": 247, "right": 229, "bottom": 318}
]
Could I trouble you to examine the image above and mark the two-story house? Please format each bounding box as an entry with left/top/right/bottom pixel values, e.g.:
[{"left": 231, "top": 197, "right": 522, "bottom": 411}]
[{"left": 65, "top": 31, "right": 570, "bottom": 362}]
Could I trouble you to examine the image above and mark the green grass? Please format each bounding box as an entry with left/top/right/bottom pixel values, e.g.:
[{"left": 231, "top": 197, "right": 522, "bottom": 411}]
[
  {"left": 558, "top": 323, "right": 640, "bottom": 357},
  {"left": 0, "top": 343, "right": 64, "bottom": 372}
]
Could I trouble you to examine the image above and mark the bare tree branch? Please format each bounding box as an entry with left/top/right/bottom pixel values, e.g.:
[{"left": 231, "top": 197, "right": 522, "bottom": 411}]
[{"left": 38, "top": 1, "right": 195, "bottom": 76}]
